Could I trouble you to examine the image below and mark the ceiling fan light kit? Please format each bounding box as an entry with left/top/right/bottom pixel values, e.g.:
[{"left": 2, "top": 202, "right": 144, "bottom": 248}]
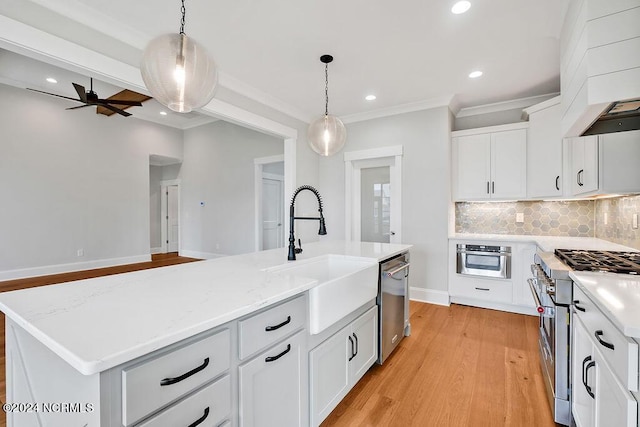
[
  {"left": 140, "top": 0, "right": 218, "bottom": 113},
  {"left": 307, "top": 55, "right": 347, "bottom": 157}
]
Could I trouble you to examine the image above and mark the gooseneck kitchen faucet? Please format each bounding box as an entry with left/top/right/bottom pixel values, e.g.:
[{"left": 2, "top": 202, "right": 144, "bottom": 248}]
[{"left": 288, "top": 185, "right": 327, "bottom": 260}]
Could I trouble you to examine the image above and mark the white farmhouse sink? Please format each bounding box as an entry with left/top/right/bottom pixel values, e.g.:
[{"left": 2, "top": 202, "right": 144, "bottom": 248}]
[{"left": 268, "top": 255, "right": 378, "bottom": 334}]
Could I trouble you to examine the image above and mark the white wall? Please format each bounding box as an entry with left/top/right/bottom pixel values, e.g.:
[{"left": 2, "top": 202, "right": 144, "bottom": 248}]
[
  {"left": 0, "top": 83, "right": 183, "bottom": 279},
  {"left": 319, "top": 107, "right": 452, "bottom": 301},
  {"left": 181, "top": 120, "right": 284, "bottom": 257}
]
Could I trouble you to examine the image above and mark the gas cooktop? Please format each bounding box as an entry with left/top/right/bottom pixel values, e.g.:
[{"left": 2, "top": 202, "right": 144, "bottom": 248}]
[{"left": 554, "top": 249, "right": 640, "bottom": 275}]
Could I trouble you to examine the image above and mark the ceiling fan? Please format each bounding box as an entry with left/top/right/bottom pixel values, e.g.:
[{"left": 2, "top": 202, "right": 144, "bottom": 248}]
[{"left": 26, "top": 78, "right": 144, "bottom": 117}]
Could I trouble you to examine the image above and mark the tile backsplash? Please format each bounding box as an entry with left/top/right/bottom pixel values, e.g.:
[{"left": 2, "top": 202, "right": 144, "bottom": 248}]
[{"left": 456, "top": 195, "right": 640, "bottom": 250}]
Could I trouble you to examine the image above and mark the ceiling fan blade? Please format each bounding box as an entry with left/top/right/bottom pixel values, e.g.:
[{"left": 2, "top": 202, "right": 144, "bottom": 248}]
[
  {"left": 101, "top": 103, "right": 132, "bottom": 117},
  {"left": 96, "top": 99, "right": 143, "bottom": 106},
  {"left": 65, "top": 104, "right": 92, "bottom": 110},
  {"left": 72, "top": 83, "right": 87, "bottom": 103},
  {"left": 26, "top": 88, "right": 82, "bottom": 102}
]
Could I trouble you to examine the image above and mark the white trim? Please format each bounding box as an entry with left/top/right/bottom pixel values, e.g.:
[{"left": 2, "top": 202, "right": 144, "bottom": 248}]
[
  {"left": 254, "top": 154, "right": 285, "bottom": 165},
  {"left": 450, "top": 121, "right": 529, "bottom": 138},
  {"left": 455, "top": 93, "right": 560, "bottom": 118},
  {"left": 150, "top": 247, "right": 163, "bottom": 255},
  {"left": 341, "top": 95, "right": 455, "bottom": 124},
  {"left": 521, "top": 95, "right": 561, "bottom": 119},
  {"left": 0, "top": 255, "right": 151, "bottom": 282},
  {"left": 160, "top": 180, "right": 181, "bottom": 254},
  {"left": 410, "top": 288, "right": 451, "bottom": 307},
  {"left": 179, "top": 250, "right": 227, "bottom": 260},
  {"left": 343, "top": 145, "right": 403, "bottom": 162},
  {"left": 449, "top": 297, "right": 538, "bottom": 316}
]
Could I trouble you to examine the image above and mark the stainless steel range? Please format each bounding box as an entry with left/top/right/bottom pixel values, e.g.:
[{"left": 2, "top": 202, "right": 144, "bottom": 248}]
[
  {"left": 530, "top": 248, "right": 640, "bottom": 426},
  {"left": 529, "top": 252, "right": 572, "bottom": 426}
]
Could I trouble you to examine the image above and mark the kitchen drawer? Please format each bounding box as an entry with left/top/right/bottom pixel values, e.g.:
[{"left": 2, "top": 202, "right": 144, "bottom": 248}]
[
  {"left": 122, "top": 328, "right": 231, "bottom": 425},
  {"left": 137, "top": 375, "right": 231, "bottom": 427},
  {"left": 449, "top": 276, "right": 512, "bottom": 303},
  {"left": 573, "top": 286, "right": 639, "bottom": 392},
  {"left": 239, "top": 295, "right": 305, "bottom": 360}
]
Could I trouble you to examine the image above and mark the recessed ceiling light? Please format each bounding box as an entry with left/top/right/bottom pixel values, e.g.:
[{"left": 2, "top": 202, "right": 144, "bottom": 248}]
[
  {"left": 46, "top": 77, "right": 57, "bottom": 84},
  {"left": 451, "top": 1, "right": 471, "bottom": 14},
  {"left": 365, "top": 95, "right": 377, "bottom": 101},
  {"left": 160, "top": 111, "right": 168, "bottom": 116},
  {"left": 468, "top": 70, "right": 483, "bottom": 78}
]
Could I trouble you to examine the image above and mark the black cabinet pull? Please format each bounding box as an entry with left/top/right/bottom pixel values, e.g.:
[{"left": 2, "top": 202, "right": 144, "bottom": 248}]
[
  {"left": 353, "top": 333, "right": 359, "bottom": 357},
  {"left": 573, "top": 300, "right": 586, "bottom": 312},
  {"left": 491, "top": 181, "right": 495, "bottom": 194},
  {"left": 577, "top": 169, "right": 584, "bottom": 186},
  {"left": 265, "top": 344, "right": 291, "bottom": 363},
  {"left": 595, "top": 330, "right": 615, "bottom": 350},
  {"left": 585, "top": 359, "right": 595, "bottom": 399},
  {"left": 348, "top": 335, "right": 355, "bottom": 361},
  {"left": 187, "top": 407, "right": 210, "bottom": 427},
  {"left": 160, "top": 357, "right": 209, "bottom": 386},
  {"left": 475, "top": 287, "right": 490, "bottom": 291},
  {"left": 555, "top": 175, "right": 560, "bottom": 191},
  {"left": 486, "top": 181, "right": 490, "bottom": 194},
  {"left": 265, "top": 316, "right": 291, "bottom": 332}
]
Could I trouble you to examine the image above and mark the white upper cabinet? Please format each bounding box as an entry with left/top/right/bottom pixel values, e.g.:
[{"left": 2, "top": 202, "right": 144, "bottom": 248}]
[
  {"left": 560, "top": 0, "right": 640, "bottom": 136},
  {"left": 570, "top": 135, "right": 599, "bottom": 195},
  {"left": 524, "top": 97, "right": 564, "bottom": 199},
  {"left": 452, "top": 123, "right": 527, "bottom": 201}
]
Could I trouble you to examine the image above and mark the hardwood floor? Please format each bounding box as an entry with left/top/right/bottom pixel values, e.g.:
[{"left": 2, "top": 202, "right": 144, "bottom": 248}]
[
  {"left": 0, "top": 253, "right": 200, "bottom": 427},
  {"left": 322, "top": 302, "right": 559, "bottom": 427},
  {"left": 0, "top": 259, "right": 558, "bottom": 427}
]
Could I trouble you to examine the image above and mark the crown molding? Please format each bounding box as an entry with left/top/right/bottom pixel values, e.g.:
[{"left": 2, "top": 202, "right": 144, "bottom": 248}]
[
  {"left": 341, "top": 94, "right": 456, "bottom": 124},
  {"left": 456, "top": 92, "right": 560, "bottom": 118}
]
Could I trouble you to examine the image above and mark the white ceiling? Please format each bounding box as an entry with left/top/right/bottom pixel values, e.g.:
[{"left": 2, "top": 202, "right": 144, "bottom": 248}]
[{"left": 0, "top": 0, "right": 570, "bottom": 122}]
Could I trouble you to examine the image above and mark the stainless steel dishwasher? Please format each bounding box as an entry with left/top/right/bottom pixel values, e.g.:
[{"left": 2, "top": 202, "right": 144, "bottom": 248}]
[{"left": 378, "top": 252, "right": 410, "bottom": 364}]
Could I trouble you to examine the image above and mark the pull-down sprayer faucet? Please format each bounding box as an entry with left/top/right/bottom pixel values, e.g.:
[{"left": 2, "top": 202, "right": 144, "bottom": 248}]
[{"left": 288, "top": 185, "right": 326, "bottom": 260}]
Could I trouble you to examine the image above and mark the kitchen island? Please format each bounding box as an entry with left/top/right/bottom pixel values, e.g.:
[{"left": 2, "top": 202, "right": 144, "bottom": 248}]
[{"left": 0, "top": 240, "right": 411, "bottom": 427}]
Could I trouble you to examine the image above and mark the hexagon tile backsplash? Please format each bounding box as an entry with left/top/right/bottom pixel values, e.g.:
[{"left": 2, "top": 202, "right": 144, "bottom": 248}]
[
  {"left": 456, "top": 195, "right": 640, "bottom": 250},
  {"left": 455, "top": 200, "right": 595, "bottom": 236}
]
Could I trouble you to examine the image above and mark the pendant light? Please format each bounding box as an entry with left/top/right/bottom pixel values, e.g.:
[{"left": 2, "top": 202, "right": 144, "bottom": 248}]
[
  {"left": 140, "top": 0, "right": 218, "bottom": 113},
  {"left": 307, "top": 55, "right": 347, "bottom": 156}
]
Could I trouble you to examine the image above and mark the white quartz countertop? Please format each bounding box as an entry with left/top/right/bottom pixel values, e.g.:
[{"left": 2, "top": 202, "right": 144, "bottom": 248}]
[
  {"left": 450, "top": 233, "right": 637, "bottom": 252},
  {"left": 570, "top": 271, "right": 640, "bottom": 339},
  {"left": 0, "top": 240, "right": 411, "bottom": 375}
]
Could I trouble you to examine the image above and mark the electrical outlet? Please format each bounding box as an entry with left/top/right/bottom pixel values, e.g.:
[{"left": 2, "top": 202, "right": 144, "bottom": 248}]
[
  {"left": 516, "top": 212, "right": 524, "bottom": 223},
  {"left": 77, "top": 249, "right": 84, "bottom": 257},
  {"left": 633, "top": 213, "right": 638, "bottom": 229}
]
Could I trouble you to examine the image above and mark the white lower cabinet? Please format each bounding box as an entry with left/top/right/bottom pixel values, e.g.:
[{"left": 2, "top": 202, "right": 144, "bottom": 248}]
[
  {"left": 239, "top": 330, "right": 305, "bottom": 427},
  {"left": 309, "top": 306, "right": 378, "bottom": 426},
  {"left": 571, "top": 287, "right": 638, "bottom": 427}
]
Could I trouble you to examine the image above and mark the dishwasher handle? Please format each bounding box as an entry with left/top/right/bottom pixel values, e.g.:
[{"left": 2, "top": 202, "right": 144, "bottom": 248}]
[{"left": 385, "top": 262, "right": 410, "bottom": 277}]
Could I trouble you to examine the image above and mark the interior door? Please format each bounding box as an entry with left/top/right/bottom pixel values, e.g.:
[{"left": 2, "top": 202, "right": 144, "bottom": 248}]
[
  {"left": 262, "top": 177, "right": 284, "bottom": 250},
  {"left": 360, "top": 166, "right": 391, "bottom": 243},
  {"left": 167, "top": 185, "right": 179, "bottom": 252}
]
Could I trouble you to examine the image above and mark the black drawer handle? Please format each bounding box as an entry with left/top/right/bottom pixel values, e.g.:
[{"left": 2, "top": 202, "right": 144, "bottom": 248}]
[
  {"left": 584, "top": 358, "right": 595, "bottom": 399},
  {"left": 555, "top": 175, "right": 560, "bottom": 191},
  {"left": 574, "top": 300, "right": 586, "bottom": 312},
  {"left": 595, "top": 330, "right": 615, "bottom": 350},
  {"left": 348, "top": 335, "right": 355, "bottom": 361},
  {"left": 265, "top": 316, "right": 291, "bottom": 332},
  {"left": 353, "top": 333, "right": 359, "bottom": 358},
  {"left": 160, "top": 357, "right": 209, "bottom": 386},
  {"left": 475, "top": 287, "right": 490, "bottom": 291},
  {"left": 265, "top": 344, "right": 291, "bottom": 363},
  {"left": 187, "top": 407, "right": 210, "bottom": 427}
]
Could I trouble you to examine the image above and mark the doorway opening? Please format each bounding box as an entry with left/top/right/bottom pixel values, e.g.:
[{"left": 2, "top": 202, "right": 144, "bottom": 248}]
[
  {"left": 149, "top": 155, "right": 182, "bottom": 254},
  {"left": 254, "top": 155, "right": 285, "bottom": 251}
]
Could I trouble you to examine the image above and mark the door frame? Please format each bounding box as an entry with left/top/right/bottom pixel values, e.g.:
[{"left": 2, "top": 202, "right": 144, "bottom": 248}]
[
  {"left": 160, "top": 179, "right": 181, "bottom": 254},
  {"left": 254, "top": 155, "right": 285, "bottom": 251},
  {"left": 344, "top": 146, "right": 403, "bottom": 243}
]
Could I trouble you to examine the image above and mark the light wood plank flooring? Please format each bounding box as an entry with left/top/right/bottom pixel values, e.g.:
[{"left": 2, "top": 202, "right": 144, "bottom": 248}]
[
  {"left": 0, "top": 253, "right": 200, "bottom": 427},
  {"left": 322, "top": 302, "right": 559, "bottom": 427},
  {"left": 0, "top": 258, "right": 558, "bottom": 427}
]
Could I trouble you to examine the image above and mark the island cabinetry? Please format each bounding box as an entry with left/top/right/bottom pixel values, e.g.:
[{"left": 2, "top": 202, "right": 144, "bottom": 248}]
[
  {"left": 309, "top": 306, "right": 377, "bottom": 427},
  {"left": 452, "top": 123, "right": 527, "bottom": 201},
  {"left": 571, "top": 286, "right": 638, "bottom": 427}
]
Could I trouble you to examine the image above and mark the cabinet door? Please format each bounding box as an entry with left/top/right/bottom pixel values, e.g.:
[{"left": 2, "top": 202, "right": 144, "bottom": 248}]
[
  {"left": 594, "top": 348, "right": 638, "bottom": 427},
  {"left": 309, "top": 327, "right": 350, "bottom": 426},
  {"left": 350, "top": 307, "right": 378, "bottom": 384},
  {"left": 527, "top": 103, "right": 563, "bottom": 198},
  {"left": 491, "top": 129, "right": 527, "bottom": 199},
  {"left": 455, "top": 134, "right": 491, "bottom": 200},
  {"left": 239, "top": 331, "right": 304, "bottom": 427},
  {"left": 572, "top": 136, "right": 599, "bottom": 195},
  {"left": 572, "top": 315, "right": 595, "bottom": 427}
]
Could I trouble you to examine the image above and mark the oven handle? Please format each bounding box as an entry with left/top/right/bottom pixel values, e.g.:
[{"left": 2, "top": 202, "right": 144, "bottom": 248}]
[
  {"left": 527, "top": 278, "right": 546, "bottom": 314},
  {"left": 457, "top": 250, "right": 511, "bottom": 257}
]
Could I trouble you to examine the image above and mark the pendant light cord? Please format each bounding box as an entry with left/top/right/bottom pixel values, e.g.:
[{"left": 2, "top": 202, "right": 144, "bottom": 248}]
[
  {"left": 325, "top": 63, "right": 329, "bottom": 116},
  {"left": 179, "top": 0, "right": 186, "bottom": 35}
]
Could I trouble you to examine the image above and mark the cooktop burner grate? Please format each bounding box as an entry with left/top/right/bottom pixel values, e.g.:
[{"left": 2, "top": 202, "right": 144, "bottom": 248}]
[{"left": 554, "top": 249, "right": 640, "bottom": 274}]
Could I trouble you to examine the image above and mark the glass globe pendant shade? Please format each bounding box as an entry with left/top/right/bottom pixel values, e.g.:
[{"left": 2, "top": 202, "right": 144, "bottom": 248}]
[
  {"left": 307, "top": 114, "right": 347, "bottom": 156},
  {"left": 141, "top": 33, "right": 218, "bottom": 113}
]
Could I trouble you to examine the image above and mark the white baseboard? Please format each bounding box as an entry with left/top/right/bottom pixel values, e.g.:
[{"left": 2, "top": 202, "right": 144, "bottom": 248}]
[
  {"left": 179, "top": 250, "right": 227, "bottom": 260},
  {"left": 449, "top": 296, "right": 538, "bottom": 316},
  {"left": 150, "top": 247, "right": 163, "bottom": 255},
  {"left": 410, "top": 287, "right": 450, "bottom": 306},
  {"left": 0, "top": 254, "right": 152, "bottom": 282}
]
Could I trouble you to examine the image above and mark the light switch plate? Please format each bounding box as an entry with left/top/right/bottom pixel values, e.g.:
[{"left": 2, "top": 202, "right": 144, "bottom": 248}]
[
  {"left": 516, "top": 213, "right": 524, "bottom": 223},
  {"left": 633, "top": 213, "right": 638, "bottom": 229},
  {"left": 604, "top": 212, "right": 608, "bottom": 225}
]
